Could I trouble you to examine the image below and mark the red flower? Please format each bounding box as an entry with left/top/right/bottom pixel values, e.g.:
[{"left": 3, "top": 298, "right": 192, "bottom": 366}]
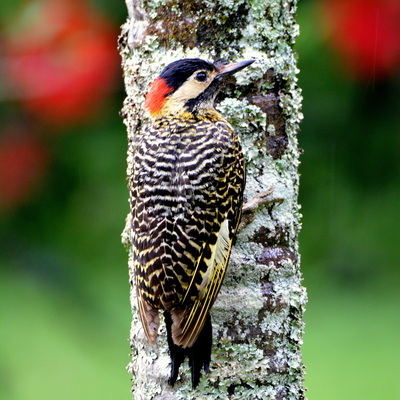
[
  {"left": 2, "top": 0, "right": 119, "bottom": 126},
  {"left": 0, "top": 129, "right": 49, "bottom": 209},
  {"left": 320, "top": 0, "right": 400, "bottom": 80}
]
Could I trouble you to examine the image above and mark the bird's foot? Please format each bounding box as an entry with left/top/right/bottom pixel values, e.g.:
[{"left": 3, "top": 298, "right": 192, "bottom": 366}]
[{"left": 238, "top": 189, "right": 283, "bottom": 231}]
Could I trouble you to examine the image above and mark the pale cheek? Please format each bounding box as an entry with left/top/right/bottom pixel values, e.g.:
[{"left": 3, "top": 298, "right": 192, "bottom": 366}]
[{"left": 172, "top": 82, "right": 210, "bottom": 102}]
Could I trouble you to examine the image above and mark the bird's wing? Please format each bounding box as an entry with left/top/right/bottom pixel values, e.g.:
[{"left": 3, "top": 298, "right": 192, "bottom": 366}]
[
  {"left": 171, "top": 215, "right": 234, "bottom": 348},
  {"left": 170, "top": 122, "right": 245, "bottom": 348}
]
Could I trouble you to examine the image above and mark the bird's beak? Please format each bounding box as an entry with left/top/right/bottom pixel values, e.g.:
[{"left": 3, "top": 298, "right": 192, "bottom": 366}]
[{"left": 216, "top": 59, "right": 256, "bottom": 77}]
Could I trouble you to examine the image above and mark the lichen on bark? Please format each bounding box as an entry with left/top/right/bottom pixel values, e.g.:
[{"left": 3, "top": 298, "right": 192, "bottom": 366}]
[{"left": 120, "top": 0, "right": 306, "bottom": 399}]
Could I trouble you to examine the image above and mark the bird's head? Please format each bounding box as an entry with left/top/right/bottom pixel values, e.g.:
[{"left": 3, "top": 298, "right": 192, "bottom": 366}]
[{"left": 144, "top": 58, "right": 255, "bottom": 118}]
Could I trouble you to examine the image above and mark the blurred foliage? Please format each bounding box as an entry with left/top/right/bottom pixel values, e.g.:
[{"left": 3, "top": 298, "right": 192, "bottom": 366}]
[
  {"left": 1, "top": 0, "right": 399, "bottom": 399},
  {"left": 297, "top": 1, "right": 400, "bottom": 399}
]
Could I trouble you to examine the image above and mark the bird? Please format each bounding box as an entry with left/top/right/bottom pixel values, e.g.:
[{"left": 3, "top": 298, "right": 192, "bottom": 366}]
[{"left": 129, "top": 57, "right": 254, "bottom": 388}]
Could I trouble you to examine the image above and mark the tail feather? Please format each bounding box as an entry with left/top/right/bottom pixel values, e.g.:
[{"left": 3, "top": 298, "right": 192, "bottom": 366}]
[
  {"left": 138, "top": 295, "right": 159, "bottom": 344},
  {"left": 188, "top": 313, "right": 212, "bottom": 387},
  {"left": 164, "top": 311, "right": 212, "bottom": 388},
  {"left": 165, "top": 311, "right": 185, "bottom": 386}
]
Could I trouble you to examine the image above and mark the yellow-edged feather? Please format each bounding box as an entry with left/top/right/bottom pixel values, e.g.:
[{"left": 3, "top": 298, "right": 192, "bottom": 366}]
[{"left": 173, "top": 218, "right": 233, "bottom": 348}]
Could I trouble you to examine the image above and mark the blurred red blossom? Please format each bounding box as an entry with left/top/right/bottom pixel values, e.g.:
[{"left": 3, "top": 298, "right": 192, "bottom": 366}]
[
  {"left": 0, "top": 127, "right": 49, "bottom": 210},
  {"left": 320, "top": 0, "right": 400, "bottom": 81},
  {"left": 2, "top": 0, "right": 120, "bottom": 126}
]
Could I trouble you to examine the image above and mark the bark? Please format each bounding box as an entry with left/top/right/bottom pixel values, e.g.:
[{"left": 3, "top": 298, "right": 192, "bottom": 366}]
[{"left": 119, "top": 0, "right": 306, "bottom": 398}]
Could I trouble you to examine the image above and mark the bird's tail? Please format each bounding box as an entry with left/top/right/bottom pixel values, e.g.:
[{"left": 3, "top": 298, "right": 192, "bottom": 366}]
[{"left": 164, "top": 311, "right": 212, "bottom": 388}]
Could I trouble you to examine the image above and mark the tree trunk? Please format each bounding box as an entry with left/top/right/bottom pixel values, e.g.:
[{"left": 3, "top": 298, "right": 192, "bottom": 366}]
[{"left": 120, "top": 0, "right": 306, "bottom": 399}]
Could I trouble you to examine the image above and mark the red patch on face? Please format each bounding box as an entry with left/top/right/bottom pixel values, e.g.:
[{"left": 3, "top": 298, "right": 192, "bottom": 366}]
[{"left": 144, "top": 77, "right": 174, "bottom": 116}]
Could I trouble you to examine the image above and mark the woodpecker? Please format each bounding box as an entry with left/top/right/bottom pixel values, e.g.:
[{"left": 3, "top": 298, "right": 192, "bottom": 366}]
[{"left": 130, "top": 58, "right": 254, "bottom": 387}]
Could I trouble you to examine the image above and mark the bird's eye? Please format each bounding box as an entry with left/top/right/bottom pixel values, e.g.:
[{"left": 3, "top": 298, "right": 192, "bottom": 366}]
[{"left": 195, "top": 71, "right": 208, "bottom": 82}]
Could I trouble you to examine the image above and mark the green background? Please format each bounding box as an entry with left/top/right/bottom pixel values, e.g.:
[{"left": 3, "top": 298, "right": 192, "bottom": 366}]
[{"left": 1, "top": 1, "right": 399, "bottom": 399}]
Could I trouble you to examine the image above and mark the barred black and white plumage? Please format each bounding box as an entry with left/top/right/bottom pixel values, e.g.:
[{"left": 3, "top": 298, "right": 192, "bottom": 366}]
[{"left": 129, "top": 58, "right": 253, "bottom": 387}]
